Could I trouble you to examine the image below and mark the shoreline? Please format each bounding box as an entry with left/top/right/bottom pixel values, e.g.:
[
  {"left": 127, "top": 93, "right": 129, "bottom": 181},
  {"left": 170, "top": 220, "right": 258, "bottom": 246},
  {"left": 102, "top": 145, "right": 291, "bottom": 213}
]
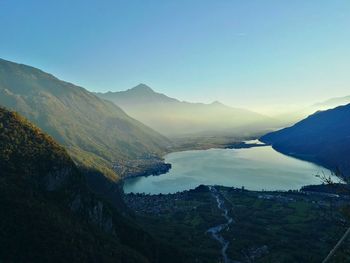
[
  {"left": 119, "top": 139, "right": 344, "bottom": 195},
  {"left": 122, "top": 182, "right": 349, "bottom": 198}
]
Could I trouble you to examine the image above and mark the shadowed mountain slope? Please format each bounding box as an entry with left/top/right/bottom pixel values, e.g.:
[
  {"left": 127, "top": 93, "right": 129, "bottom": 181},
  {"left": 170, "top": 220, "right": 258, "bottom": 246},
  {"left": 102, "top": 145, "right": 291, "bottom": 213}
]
[
  {"left": 0, "top": 106, "right": 188, "bottom": 263},
  {"left": 261, "top": 104, "right": 350, "bottom": 177}
]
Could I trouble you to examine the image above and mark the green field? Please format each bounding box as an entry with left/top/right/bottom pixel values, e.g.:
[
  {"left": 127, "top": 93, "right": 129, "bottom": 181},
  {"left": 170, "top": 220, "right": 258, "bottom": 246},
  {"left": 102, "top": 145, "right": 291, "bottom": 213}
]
[{"left": 124, "top": 186, "right": 350, "bottom": 263}]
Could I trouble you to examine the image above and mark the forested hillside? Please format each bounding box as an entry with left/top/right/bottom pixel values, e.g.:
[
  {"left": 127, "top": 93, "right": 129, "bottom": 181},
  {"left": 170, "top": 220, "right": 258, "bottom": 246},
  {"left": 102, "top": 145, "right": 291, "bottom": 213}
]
[{"left": 0, "top": 106, "right": 187, "bottom": 263}]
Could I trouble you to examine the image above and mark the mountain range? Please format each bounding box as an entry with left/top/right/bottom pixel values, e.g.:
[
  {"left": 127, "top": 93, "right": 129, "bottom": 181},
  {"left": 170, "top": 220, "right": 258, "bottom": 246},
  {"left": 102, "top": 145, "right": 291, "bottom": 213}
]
[
  {"left": 261, "top": 103, "right": 350, "bottom": 177},
  {"left": 95, "top": 84, "right": 278, "bottom": 137},
  {"left": 1, "top": 56, "right": 350, "bottom": 261},
  {"left": 0, "top": 58, "right": 171, "bottom": 180}
]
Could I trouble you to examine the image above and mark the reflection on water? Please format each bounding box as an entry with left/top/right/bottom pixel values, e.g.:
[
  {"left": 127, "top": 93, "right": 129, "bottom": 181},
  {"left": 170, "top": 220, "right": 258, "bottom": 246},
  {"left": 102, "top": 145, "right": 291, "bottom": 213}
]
[
  {"left": 123, "top": 146, "right": 335, "bottom": 194},
  {"left": 244, "top": 139, "right": 265, "bottom": 145}
]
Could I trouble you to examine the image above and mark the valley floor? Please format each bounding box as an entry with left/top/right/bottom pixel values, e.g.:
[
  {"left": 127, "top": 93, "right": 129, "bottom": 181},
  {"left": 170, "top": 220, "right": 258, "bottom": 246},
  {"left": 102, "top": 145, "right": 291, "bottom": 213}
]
[{"left": 123, "top": 186, "right": 350, "bottom": 263}]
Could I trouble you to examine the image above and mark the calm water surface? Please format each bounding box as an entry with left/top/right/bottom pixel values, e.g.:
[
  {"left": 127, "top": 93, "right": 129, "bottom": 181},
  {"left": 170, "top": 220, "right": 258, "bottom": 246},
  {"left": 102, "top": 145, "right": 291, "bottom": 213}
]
[{"left": 123, "top": 145, "right": 333, "bottom": 194}]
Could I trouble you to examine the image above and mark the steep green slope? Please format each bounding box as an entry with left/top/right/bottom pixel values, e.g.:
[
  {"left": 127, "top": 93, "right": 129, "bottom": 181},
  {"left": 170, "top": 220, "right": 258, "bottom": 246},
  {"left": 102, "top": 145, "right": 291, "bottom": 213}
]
[
  {"left": 0, "top": 107, "right": 186, "bottom": 262},
  {"left": 95, "top": 84, "right": 277, "bottom": 137},
  {"left": 0, "top": 59, "right": 171, "bottom": 179}
]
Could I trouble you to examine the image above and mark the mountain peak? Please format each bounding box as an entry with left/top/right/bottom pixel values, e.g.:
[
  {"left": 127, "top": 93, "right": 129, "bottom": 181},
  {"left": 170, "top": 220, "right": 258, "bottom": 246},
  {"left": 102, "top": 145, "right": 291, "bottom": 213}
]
[
  {"left": 130, "top": 83, "right": 154, "bottom": 93},
  {"left": 211, "top": 100, "right": 224, "bottom": 106}
]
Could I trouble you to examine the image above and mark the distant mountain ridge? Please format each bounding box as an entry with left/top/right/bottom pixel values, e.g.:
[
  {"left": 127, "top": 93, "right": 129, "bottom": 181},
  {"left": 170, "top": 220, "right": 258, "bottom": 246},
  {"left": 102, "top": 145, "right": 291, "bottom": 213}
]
[
  {"left": 99, "top": 84, "right": 179, "bottom": 105},
  {"left": 261, "top": 103, "right": 350, "bottom": 177},
  {"left": 275, "top": 95, "right": 350, "bottom": 126},
  {"left": 95, "top": 84, "right": 278, "bottom": 137},
  {"left": 0, "top": 58, "right": 171, "bottom": 180},
  {"left": 312, "top": 95, "right": 350, "bottom": 110}
]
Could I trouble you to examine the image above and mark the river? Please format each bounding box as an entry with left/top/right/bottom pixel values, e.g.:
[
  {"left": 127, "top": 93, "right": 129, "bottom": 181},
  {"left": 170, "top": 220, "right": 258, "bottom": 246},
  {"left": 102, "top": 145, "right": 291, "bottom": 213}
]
[{"left": 207, "top": 186, "right": 235, "bottom": 263}]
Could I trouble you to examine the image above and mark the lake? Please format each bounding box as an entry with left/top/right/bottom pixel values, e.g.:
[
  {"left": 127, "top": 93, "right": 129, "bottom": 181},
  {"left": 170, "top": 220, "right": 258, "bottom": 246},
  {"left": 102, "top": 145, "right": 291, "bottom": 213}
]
[{"left": 123, "top": 145, "right": 335, "bottom": 194}]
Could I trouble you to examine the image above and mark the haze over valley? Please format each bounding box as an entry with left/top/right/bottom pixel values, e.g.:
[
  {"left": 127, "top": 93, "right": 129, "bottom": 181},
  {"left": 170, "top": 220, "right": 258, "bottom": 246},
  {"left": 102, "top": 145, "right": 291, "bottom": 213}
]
[{"left": 95, "top": 84, "right": 278, "bottom": 138}]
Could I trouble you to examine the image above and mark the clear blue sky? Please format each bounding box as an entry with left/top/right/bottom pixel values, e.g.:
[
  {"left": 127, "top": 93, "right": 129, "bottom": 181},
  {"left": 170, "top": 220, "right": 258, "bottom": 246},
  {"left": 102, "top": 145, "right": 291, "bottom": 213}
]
[{"left": 1, "top": 0, "right": 349, "bottom": 113}]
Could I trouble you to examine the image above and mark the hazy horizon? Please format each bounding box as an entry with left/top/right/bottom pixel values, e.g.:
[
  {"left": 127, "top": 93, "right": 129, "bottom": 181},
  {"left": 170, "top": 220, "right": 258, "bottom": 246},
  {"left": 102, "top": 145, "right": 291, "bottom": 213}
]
[
  {"left": 95, "top": 83, "right": 328, "bottom": 116},
  {"left": 1, "top": 1, "right": 349, "bottom": 114},
  {"left": 2, "top": 3, "right": 350, "bottom": 261}
]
